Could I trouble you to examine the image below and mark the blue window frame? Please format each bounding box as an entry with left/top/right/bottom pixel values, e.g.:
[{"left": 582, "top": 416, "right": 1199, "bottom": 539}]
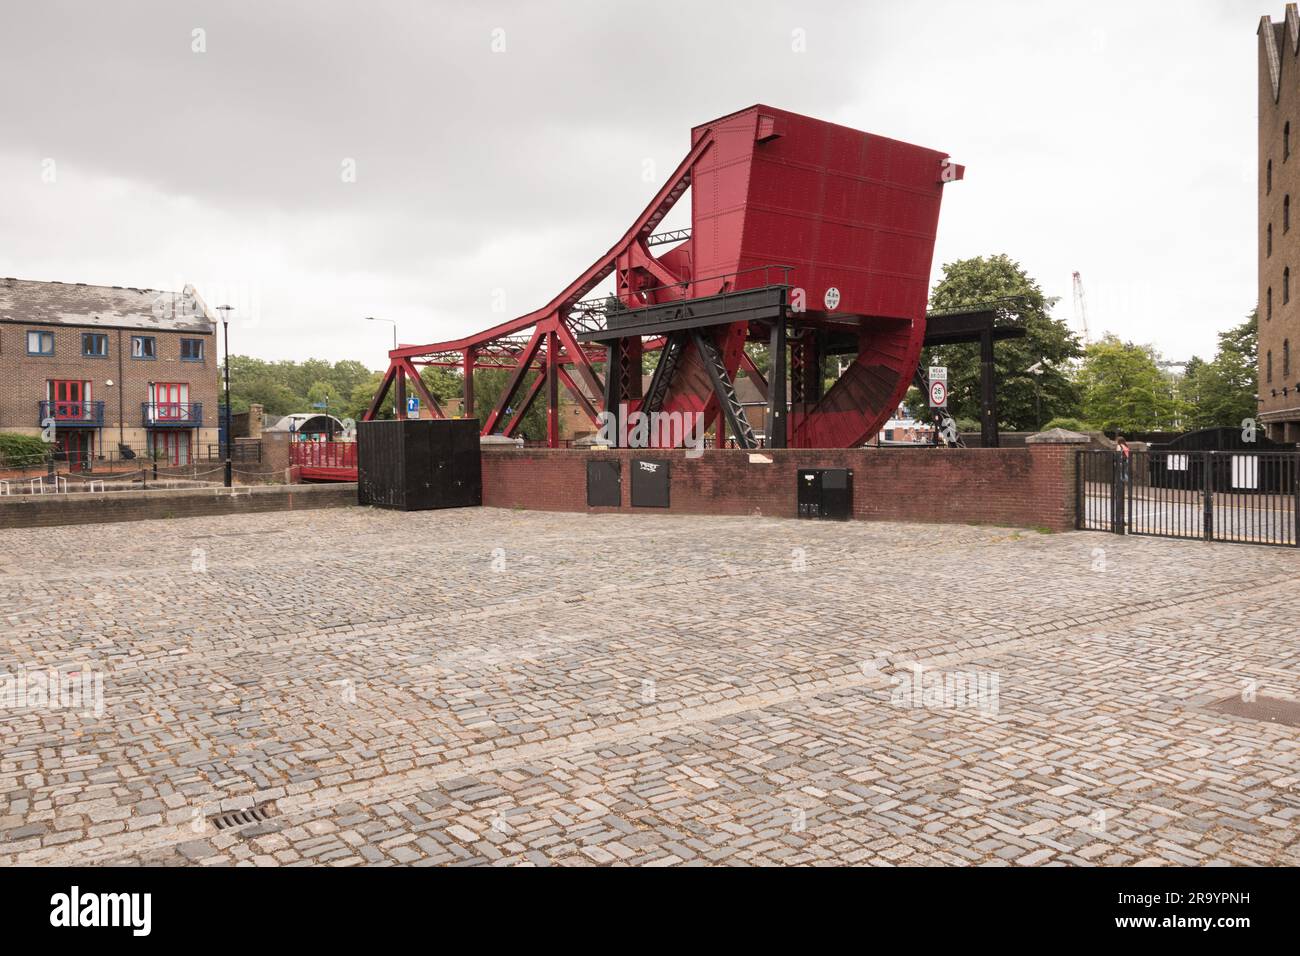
[
  {"left": 180, "top": 338, "right": 205, "bottom": 362},
  {"left": 26, "top": 330, "right": 54, "bottom": 355},
  {"left": 82, "top": 332, "right": 108, "bottom": 357},
  {"left": 131, "top": 335, "right": 156, "bottom": 360}
]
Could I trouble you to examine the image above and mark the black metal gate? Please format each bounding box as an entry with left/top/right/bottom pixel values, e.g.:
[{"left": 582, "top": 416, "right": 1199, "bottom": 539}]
[{"left": 1076, "top": 449, "right": 1300, "bottom": 547}]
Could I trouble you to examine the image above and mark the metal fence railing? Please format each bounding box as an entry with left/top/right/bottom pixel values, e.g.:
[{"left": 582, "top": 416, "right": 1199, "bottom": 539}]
[
  {"left": 142, "top": 401, "right": 203, "bottom": 427},
  {"left": 37, "top": 400, "right": 105, "bottom": 427},
  {"left": 206, "top": 442, "right": 263, "bottom": 463},
  {"left": 1077, "top": 449, "right": 1300, "bottom": 547}
]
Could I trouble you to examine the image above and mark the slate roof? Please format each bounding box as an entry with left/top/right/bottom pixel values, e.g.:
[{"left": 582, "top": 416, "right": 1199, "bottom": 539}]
[{"left": 0, "top": 277, "right": 218, "bottom": 334}]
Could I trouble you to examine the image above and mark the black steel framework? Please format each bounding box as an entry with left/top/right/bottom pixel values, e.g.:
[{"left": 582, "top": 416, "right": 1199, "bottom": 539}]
[{"left": 1077, "top": 449, "right": 1300, "bottom": 547}]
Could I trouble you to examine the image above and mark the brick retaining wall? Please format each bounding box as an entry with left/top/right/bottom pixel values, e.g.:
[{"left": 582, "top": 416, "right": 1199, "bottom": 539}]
[
  {"left": 0, "top": 481, "right": 357, "bottom": 529},
  {"left": 4, "top": 446, "right": 1082, "bottom": 532},
  {"left": 481, "top": 445, "right": 1080, "bottom": 531}
]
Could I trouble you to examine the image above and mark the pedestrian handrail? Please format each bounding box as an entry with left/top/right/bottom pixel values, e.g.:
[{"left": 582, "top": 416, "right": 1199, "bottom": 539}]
[{"left": 29, "top": 476, "right": 69, "bottom": 495}]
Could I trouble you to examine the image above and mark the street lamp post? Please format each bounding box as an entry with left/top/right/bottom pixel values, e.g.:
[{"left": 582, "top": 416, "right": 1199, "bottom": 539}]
[
  {"left": 217, "top": 305, "right": 234, "bottom": 487},
  {"left": 365, "top": 316, "right": 398, "bottom": 416}
]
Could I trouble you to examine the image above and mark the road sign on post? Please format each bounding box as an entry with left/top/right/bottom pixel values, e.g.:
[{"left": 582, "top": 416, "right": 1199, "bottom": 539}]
[
  {"left": 929, "top": 380, "right": 948, "bottom": 408},
  {"left": 406, "top": 396, "right": 420, "bottom": 417}
]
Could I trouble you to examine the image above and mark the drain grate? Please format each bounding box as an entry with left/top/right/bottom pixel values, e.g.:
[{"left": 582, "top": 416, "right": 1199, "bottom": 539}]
[
  {"left": 1205, "top": 694, "right": 1300, "bottom": 728},
  {"left": 211, "top": 804, "right": 276, "bottom": 831}
]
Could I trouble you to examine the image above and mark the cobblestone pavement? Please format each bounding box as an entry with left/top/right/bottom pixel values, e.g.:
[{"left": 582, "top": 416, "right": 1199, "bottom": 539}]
[{"left": 2, "top": 507, "right": 1298, "bottom": 866}]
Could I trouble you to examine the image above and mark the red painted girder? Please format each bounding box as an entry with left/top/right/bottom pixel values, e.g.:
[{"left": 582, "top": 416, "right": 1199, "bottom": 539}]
[
  {"left": 502, "top": 365, "right": 548, "bottom": 438},
  {"left": 557, "top": 366, "right": 599, "bottom": 425},
  {"left": 397, "top": 357, "right": 446, "bottom": 419},
  {"left": 361, "top": 364, "right": 399, "bottom": 422},
  {"left": 552, "top": 321, "right": 603, "bottom": 405},
  {"left": 481, "top": 327, "right": 544, "bottom": 435}
]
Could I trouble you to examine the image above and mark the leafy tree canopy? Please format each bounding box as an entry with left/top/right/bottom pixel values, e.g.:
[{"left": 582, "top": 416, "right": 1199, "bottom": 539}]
[
  {"left": 1178, "top": 311, "right": 1258, "bottom": 430},
  {"left": 922, "top": 254, "right": 1083, "bottom": 430},
  {"left": 1077, "top": 335, "right": 1180, "bottom": 432}
]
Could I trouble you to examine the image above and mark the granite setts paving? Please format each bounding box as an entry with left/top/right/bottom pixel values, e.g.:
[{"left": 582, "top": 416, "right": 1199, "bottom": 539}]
[{"left": 1, "top": 506, "right": 1297, "bottom": 866}]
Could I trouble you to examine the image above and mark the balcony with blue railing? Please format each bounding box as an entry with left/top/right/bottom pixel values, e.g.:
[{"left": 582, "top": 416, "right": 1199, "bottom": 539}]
[
  {"left": 38, "top": 400, "right": 104, "bottom": 428},
  {"left": 142, "top": 401, "right": 203, "bottom": 428}
]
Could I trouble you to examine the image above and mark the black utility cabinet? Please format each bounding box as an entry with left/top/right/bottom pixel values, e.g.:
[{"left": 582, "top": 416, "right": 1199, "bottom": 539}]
[
  {"left": 797, "top": 468, "right": 853, "bottom": 520},
  {"left": 630, "top": 458, "right": 670, "bottom": 507},
  {"left": 357, "top": 419, "right": 482, "bottom": 511},
  {"left": 586, "top": 460, "right": 622, "bottom": 507}
]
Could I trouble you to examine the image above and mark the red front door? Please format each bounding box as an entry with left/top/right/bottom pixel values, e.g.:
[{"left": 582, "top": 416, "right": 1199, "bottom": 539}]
[
  {"left": 152, "top": 431, "right": 191, "bottom": 466},
  {"left": 57, "top": 431, "right": 92, "bottom": 470}
]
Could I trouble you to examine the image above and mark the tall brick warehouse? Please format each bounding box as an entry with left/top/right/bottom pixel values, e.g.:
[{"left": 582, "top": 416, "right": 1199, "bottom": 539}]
[
  {"left": 0, "top": 278, "right": 221, "bottom": 468},
  {"left": 1259, "top": 6, "right": 1300, "bottom": 441}
]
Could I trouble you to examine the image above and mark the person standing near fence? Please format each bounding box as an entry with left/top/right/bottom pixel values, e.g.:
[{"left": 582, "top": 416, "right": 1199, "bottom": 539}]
[{"left": 1115, "top": 435, "right": 1131, "bottom": 482}]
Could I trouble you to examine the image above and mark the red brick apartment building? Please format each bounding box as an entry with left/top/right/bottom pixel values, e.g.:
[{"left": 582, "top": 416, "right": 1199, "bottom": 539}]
[{"left": 0, "top": 278, "right": 221, "bottom": 468}]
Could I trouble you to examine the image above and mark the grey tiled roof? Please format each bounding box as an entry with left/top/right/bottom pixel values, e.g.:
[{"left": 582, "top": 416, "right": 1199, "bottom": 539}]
[{"left": 0, "top": 277, "right": 217, "bottom": 333}]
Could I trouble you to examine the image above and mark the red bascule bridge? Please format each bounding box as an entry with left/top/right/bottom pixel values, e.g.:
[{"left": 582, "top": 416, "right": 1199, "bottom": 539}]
[{"left": 361, "top": 105, "right": 1000, "bottom": 454}]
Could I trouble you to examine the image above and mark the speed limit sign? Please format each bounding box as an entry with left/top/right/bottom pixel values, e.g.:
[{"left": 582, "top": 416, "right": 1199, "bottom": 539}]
[{"left": 929, "top": 379, "right": 948, "bottom": 408}]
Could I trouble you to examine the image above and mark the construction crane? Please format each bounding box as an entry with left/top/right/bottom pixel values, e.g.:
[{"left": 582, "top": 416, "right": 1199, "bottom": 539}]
[{"left": 1072, "top": 271, "right": 1091, "bottom": 346}]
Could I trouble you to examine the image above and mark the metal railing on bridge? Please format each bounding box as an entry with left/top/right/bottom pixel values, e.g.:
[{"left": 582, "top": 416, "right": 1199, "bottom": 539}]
[{"left": 289, "top": 441, "right": 356, "bottom": 470}]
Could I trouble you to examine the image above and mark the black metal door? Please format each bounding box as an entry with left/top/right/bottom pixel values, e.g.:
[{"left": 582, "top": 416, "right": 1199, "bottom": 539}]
[
  {"left": 797, "top": 468, "right": 853, "bottom": 520},
  {"left": 797, "top": 469, "right": 823, "bottom": 517},
  {"left": 630, "top": 459, "right": 670, "bottom": 507},
  {"left": 587, "top": 460, "right": 621, "bottom": 507}
]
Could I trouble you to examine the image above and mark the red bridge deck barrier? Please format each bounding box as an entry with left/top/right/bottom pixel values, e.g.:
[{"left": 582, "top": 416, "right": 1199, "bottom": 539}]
[{"left": 290, "top": 441, "right": 357, "bottom": 482}]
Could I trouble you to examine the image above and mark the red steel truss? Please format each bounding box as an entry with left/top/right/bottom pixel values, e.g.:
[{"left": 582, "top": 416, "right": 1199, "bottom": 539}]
[{"left": 364, "top": 106, "right": 961, "bottom": 449}]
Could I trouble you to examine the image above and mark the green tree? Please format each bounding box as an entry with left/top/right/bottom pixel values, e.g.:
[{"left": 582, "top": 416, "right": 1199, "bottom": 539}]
[
  {"left": 330, "top": 360, "right": 377, "bottom": 403},
  {"left": 923, "top": 254, "right": 1083, "bottom": 430},
  {"left": 306, "top": 381, "right": 342, "bottom": 414},
  {"left": 342, "top": 373, "right": 390, "bottom": 421},
  {"left": 1077, "top": 335, "right": 1181, "bottom": 432},
  {"left": 227, "top": 357, "right": 441, "bottom": 421},
  {"left": 1178, "top": 355, "right": 1208, "bottom": 420},
  {"left": 227, "top": 356, "right": 296, "bottom": 415},
  {"left": 1179, "top": 311, "right": 1258, "bottom": 430},
  {"left": 473, "top": 367, "right": 547, "bottom": 439},
  {"left": 420, "top": 366, "right": 464, "bottom": 404}
]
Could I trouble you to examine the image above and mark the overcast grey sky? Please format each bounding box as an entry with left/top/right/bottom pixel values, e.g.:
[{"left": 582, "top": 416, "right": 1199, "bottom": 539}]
[{"left": 0, "top": 0, "right": 1257, "bottom": 369}]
